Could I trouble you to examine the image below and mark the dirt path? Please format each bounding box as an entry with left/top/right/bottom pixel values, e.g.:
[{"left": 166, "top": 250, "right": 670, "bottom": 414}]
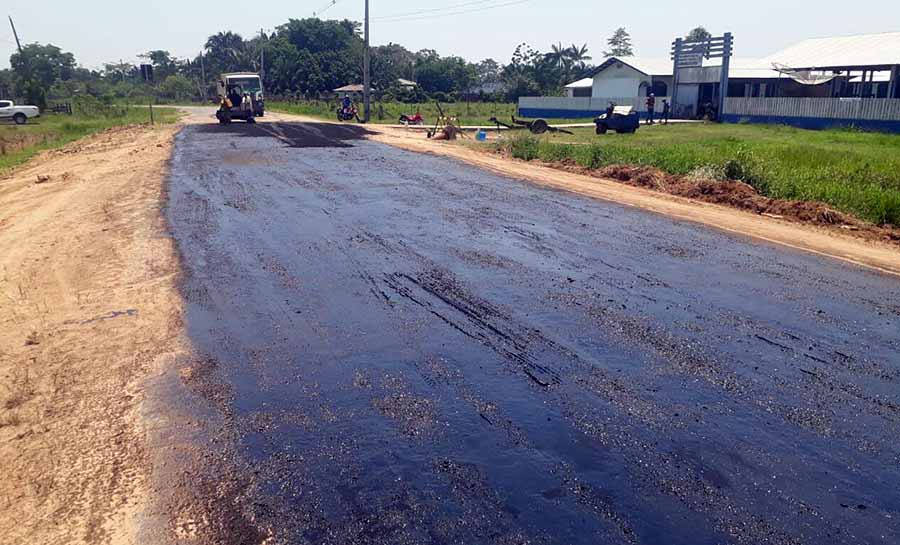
[{"left": 0, "top": 124, "right": 186, "bottom": 545}]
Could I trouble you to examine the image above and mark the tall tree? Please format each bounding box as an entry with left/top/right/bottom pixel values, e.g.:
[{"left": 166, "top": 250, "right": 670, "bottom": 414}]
[
  {"left": 686, "top": 26, "right": 713, "bottom": 42},
  {"left": 10, "top": 43, "right": 77, "bottom": 108},
  {"left": 545, "top": 42, "right": 568, "bottom": 70},
  {"left": 603, "top": 28, "right": 634, "bottom": 57},
  {"left": 568, "top": 43, "right": 592, "bottom": 71},
  {"left": 204, "top": 31, "right": 248, "bottom": 74},
  {"left": 140, "top": 50, "right": 179, "bottom": 81}
]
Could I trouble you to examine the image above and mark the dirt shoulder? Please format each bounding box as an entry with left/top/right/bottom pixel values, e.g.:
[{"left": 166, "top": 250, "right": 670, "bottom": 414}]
[
  {"left": 0, "top": 124, "right": 187, "bottom": 545},
  {"left": 358, "top": 123, "right": 900, "bottom": 278}
]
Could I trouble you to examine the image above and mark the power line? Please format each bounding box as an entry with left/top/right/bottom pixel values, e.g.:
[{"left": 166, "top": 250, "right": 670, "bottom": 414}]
[
  {"left": 313, "top": 0, "right": 340, "bottom": 17},
  {"left": 374, "top": 0, "right": 533, "bottom": 22},
  {"left": 373, "top": 0, "right": 504, "bottom": 20}
]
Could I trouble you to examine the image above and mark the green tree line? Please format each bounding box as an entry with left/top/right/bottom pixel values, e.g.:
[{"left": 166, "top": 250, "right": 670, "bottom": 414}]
[{"left": 1, "top": 23, "right": 706, "bottom": 106}]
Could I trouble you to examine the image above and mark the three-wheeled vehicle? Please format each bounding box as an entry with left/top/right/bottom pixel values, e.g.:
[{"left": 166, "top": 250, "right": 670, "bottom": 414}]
[
  {"left": 594, "top": 105, "right": 640, "bottom": 134},
  {"left": 215, "top": 72, "right": 265, "bottom": 124}
]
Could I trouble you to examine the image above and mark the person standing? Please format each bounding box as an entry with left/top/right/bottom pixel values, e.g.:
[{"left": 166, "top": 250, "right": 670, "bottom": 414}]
[
  {"left": 661, "top": 99, "right": 670, "bottom": 125},
  {"left": 645, "top": 93, "right": 656, "bottom": 125}
]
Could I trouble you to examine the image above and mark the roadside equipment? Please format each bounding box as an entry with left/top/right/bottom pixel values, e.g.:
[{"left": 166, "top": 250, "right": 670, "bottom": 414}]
[
  {"left": 594, "top": 105, "right": 640, "bottom": 134},
  {"left": 426, "top": 102, "right": 462, "bottom": 139},
  {"left": 215, "top": 73, "right": 265, "bottom": 124},
  {"left": 489, "top": 116, "right": 574, "bottom": 135}
]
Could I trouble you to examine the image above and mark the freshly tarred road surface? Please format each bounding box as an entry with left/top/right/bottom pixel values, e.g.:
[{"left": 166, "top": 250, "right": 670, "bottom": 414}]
[{"left": 164, "top": 121, "right": 900, "bottom": 545}]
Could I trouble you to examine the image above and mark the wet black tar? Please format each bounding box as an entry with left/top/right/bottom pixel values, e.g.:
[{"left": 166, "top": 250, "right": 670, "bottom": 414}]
[{"left": 163, "top": 121, "right": 900, "bottom": 545}]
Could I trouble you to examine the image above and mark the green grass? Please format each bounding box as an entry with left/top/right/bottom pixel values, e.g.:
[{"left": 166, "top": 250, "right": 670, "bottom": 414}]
[
  {"left": 269, "top": 100, "right": 594, "bottom": 126},
  {"left": 0, "top": 108, "right": 179, "bottom": 172},
  {"left": 485, "top": 122, "right": 900, "bottom": 226}
]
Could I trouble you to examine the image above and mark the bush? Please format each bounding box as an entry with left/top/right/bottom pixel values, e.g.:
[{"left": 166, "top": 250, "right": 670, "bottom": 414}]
[{"left": 508, "top": 134, "right": 540, "bottom": 161}]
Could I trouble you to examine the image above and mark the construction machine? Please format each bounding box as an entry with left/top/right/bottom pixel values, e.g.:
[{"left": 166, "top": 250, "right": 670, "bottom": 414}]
[{"left": 215, "top": 72, "right": 265, "bottom": 124}]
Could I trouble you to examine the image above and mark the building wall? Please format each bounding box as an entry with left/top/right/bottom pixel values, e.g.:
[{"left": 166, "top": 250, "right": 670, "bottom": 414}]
[
  {"left": 518, "top": 96, "right": 671, "bottom": 119},
  {"left": 591, "top": 63, "right": 649, "bottom": 98},
  {"left": 723, "top": 96, "right": 900, "bottom": 133}
]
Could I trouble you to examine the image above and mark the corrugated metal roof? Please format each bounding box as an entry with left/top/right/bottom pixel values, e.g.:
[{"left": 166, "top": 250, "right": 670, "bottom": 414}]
[
  {"left": 719, "top": 58, "right": 783, "bottom": 79},
  {"left": 333, "top": 84, "right": 371, "bottom": 92},
  {"left": 763, "top": 32, "right": 900, "bottom": 69},
  {"left": 564, "top": 77, "right": 594, "bottom": 88}
]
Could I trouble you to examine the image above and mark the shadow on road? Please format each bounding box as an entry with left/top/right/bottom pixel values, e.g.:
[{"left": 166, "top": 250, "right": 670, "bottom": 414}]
[{"left": 196, "top": 121, "right": 375, "bottom": 148}]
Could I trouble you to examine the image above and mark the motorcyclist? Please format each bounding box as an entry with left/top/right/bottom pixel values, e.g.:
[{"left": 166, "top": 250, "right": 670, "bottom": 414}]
[{"left": 341, "top": 94, "right": 352, "bottom": 114}]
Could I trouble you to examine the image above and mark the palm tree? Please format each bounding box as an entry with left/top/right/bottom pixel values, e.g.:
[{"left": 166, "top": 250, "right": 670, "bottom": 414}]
[
  {"left": 545, "top": 42, "right": 568, "bottom": 70},
  {"left": 205, "top": 32, "right": 247, "bottom": 72},
  {"left": 568, "top": 43, "right": 592, "bottom": 71}
]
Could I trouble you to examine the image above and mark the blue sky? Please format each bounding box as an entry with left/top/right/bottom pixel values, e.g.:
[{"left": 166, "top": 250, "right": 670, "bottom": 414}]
[{"left": 3, "top": 0, "right": 899, "bottom": 70}]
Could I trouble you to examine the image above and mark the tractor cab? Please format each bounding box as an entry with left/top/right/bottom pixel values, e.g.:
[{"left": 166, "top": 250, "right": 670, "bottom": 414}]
[{"left": 215, "top": 73, "right": 265, "bottom": 124}]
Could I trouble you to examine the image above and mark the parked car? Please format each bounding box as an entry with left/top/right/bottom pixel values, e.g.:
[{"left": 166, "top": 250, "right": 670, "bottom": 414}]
[{"left": 0, "top": 100, "right": 41, "bottom": 125}]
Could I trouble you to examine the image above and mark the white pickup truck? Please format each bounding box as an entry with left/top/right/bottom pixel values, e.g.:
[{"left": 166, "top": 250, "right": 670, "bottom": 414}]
[{"left": 0, "top": 100, "right": 41, "bottom": 125}]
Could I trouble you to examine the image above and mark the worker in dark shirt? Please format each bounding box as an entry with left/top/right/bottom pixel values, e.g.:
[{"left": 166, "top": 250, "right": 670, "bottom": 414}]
[
  {"left": 646, "top": 93, "right": 656, "bottom": 125},
  {"left": 662, "top": 99, "right": 670, "bottom": 125}
]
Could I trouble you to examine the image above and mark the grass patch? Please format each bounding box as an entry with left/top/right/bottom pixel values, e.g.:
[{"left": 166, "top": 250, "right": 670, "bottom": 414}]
[
  {"left": 269, "top": 100, "right": 594, "bottom": 127},
  {"left": 0, "top": 107, "right": 179, "bottom": 172},
  {"left": 489, "top": 123, "right": 900, "bottom": 226}
]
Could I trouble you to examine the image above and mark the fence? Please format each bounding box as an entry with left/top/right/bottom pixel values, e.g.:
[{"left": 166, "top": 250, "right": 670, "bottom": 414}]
[
  {"left": 723, "top": 97, "right": 900, "bottom": 132},
  {"left": 518, "top": 96, "right": 671, "bottom": 119}
]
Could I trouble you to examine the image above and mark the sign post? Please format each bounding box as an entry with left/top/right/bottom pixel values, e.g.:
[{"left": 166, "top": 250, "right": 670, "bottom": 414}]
[
  {"left": 140, "top": 64, "right": 155, "bottom": 125},
  {"left": 670, "top": 33, "right": 734, "bottom": 120}
]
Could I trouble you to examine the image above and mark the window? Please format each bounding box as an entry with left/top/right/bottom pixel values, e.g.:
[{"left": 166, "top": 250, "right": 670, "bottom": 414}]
[
  {"left": 0, "top": 101, "right": 11, "bottom": 108},
  {"left": 573, "top": 88, "right": 592, "bottom": 98}
]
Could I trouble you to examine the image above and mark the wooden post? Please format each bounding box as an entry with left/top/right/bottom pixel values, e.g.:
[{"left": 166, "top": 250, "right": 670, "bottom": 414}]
[
  {"left": 363, "top": 0, "right": 371, "bottom": 123},
  {"left": 717, "top": 33, "right": 733, "bottom": 121},
  {"left": 8, "top": 16, "right": 23, "bottom": 53},
  {"left": 671, "top": 38, "right": 683, "bottom": 117},
  {"left": 891, "top": 66, "right": 900, "bottom": 99}
]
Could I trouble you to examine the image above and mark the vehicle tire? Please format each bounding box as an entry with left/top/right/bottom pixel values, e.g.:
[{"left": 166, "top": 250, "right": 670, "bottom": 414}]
[
  {"left": 595, "top": 124, "right": 607, "bottom": 135},
  {"left": 14, "top": 113, "right": 27, "bottom": 125},
  {"left": 530, "top": 119, "right": 549, "bottom": 134},
  {"left": 247, "top": 117, "right": 256, "bottom": 124}
]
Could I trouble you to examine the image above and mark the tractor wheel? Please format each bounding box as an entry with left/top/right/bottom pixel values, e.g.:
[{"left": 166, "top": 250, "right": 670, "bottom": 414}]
[
  {"left": 13, "top": 113, "right": 27, "bottom": 125},
  {"left": 529, "top": 119, "right": 549, "bottom": 134},
  {"left": 595, "top": 124, "right": 608, "bottom": 135}
]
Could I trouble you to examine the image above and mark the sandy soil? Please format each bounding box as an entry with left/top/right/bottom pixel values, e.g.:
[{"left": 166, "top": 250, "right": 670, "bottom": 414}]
[{"left": 0, "top": 123, "right": 186, "bottom": 545}]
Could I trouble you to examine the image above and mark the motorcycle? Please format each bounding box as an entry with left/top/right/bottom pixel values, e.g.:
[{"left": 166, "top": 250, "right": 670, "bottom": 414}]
[
  {"left": 398, "top": 112, "right": 425, "bottom": 125},
  {"left": 337, "top": 104, "right": 360, "bottom": 122}
]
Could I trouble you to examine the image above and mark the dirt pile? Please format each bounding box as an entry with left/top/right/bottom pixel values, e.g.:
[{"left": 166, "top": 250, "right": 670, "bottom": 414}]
[{"left": 554, "top": 163, "right": 900, "bottom": 244}]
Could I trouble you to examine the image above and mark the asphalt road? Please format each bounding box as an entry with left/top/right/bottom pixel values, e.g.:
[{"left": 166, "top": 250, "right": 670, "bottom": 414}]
[{"left": 165, "top": 120, "right": 900, "bottom": 545}]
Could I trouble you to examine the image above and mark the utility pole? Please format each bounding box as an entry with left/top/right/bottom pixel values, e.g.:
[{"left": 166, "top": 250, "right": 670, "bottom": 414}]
[
  {"left": 363, "top": 0, "right": 371, "bottom": 123},
  {"left": 259, "top": 29, "right": 265, "bottom": 82},
  {"left": 8, "top": 16, "right": 23, "bottom": 53},
  {"left": 199, "top": 52, "right": 206, "bottom": 100}
]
